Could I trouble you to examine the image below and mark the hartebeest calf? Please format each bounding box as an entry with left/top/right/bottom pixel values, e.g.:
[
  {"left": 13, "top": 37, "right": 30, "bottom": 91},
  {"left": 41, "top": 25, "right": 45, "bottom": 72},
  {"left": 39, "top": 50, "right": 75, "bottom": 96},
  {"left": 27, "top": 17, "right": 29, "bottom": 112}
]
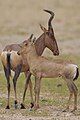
[
  {"left": 1, "top": 10, "right": 59, "bottom": 109},
  {"left": 17, "top": 36, "right": 79, "bottom": 112}
]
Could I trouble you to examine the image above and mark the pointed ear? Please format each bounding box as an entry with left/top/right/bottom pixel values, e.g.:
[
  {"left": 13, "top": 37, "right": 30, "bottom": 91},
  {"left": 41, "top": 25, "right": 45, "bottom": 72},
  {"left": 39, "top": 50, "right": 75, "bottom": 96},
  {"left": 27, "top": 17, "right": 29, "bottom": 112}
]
[
  {"left": 32, "top": 37, "right": 36, "bottom": 44},
  {"left": 39, "top": 24, "right": 48, "bottom": 33},
  {"left": 28, "top": 34, "right": 34, "bottom": 42}
]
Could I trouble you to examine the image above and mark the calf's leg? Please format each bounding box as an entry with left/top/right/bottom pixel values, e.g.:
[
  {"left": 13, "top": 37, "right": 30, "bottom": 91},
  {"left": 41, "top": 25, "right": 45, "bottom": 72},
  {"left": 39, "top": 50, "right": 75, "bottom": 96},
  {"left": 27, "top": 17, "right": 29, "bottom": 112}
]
[
  {"left": 21, "top": 71, "right": 34, "bottom": 109},
  {"left": 34, "top": 76, "right": 41, "bottom": 110},
  {"left": 63, "top": 79, "right": 78, "bottom": 112}
]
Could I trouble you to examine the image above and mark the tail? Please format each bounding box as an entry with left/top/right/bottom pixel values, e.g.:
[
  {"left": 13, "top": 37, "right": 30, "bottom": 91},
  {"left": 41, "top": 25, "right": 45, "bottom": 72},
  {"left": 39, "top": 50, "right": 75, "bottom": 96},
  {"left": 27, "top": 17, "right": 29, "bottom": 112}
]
[
  {"left": 6, "top": 53, "right": 11, "bottom": 78},
  {"left": 73, "top": 67, "right": 79, "bottom": 81}
]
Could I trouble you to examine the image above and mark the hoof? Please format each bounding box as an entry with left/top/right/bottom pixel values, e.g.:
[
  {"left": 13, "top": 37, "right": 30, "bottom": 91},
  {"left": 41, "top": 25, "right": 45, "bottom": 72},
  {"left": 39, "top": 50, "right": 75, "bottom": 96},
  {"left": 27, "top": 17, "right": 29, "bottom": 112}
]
[
  {"left": 20, "top": 103, "right": 26, "bottom": 109},
  {"left": 14, "top": 100, "right": 18, "bottom": 109},
  {"left": 62, "top": 106, "right": 69, "bottom": 112},
  {"left": 31, "top": 102, "right": 34, "bottom": 108},
  {"left": 34, "top": 104, "right": 39, "bottom": 110},
  {"left": 62, "top": 108, "right": 69, "bottom": 112},
  {"left": 6, "top": 106, "right": 10, "bottom": 109},
  {"left": 29, "top": 108, "right": 33, "bottom": 111},
  {"left": 71, "top": 108, "right": 77, "bottom": 112},
  {"left": 62, "top": 109, "right": 67, "bottom": 112}
]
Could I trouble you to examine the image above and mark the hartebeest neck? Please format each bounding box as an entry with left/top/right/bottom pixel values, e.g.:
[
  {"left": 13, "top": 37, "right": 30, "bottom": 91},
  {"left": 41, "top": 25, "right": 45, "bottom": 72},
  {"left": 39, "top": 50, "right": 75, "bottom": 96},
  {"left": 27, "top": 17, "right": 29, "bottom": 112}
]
[
  {"left": 35, "top": 33, "right": 45, "bottom": 56},
  {"left": 23, "top": 46, "right": 38, "bottom": 67}
]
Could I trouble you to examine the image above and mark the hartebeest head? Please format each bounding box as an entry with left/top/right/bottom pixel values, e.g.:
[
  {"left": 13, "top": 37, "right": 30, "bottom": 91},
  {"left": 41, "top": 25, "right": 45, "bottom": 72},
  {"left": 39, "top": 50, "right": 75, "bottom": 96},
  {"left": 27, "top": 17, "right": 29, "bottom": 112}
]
[
  {"left": 17, "top": 34, "right": 35, "bottom": 55},
  {"left": 36, "top": 10, "right": 59, "bottom": 56},
  {"left": 20, "top": 10, "right": 59, "bottom": 56}
]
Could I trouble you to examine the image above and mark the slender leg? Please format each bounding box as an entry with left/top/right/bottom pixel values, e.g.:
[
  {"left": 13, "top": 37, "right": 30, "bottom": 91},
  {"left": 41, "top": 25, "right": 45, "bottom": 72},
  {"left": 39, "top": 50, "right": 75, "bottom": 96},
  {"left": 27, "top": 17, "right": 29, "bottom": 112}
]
[
  {"left": 4, "top": 67, "right": 10, "bottom": 109},
  {"left": 21, "top": 71, "right": 32, "bottom": 109},
  {"left": 34, "top": 76, "right": 41, "bottom": 110},
  {"left": 29, "top": 78, "right": 34, "bottom": 108},
  {"left": 73, "top": 92, "right": 77, "bottom": 111},
  {"left": 63, "top": 92, "right": 73, "bottom": 112},
  {"left": 21, "top": 71, "right": 34, "bottom": 109},
  {"left": 71, "top": 84, "right": 78, "bottom": 112},
  {"left": 64, "top": 79, "right": 78, "bottom": 112},
  {"left": 6, "top": 80, "right": 10, "bottom": 109},
  {"left": 13, "top": 64, "right": 22, "bottom": 109}
]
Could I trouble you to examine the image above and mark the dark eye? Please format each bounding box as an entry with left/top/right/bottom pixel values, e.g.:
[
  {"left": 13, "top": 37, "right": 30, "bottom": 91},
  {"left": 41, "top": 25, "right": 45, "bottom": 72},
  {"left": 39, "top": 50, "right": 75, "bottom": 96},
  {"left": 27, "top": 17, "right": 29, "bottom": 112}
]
[{"left": 25, "top": 43, "right": 27, "bottom": 46}]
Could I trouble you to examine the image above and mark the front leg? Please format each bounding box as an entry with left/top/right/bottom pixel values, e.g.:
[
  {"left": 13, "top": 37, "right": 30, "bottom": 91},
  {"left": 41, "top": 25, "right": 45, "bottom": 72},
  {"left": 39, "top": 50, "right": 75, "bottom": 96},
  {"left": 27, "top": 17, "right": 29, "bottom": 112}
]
[
  {"left": 34, "top": 75, "right": 41, "bottom": 110},
  {"left": 29, "top": 78, "right": 34, "bottom": 108},
  {"left": 21, "top": 71, "right": 33, "bottom": 109}
]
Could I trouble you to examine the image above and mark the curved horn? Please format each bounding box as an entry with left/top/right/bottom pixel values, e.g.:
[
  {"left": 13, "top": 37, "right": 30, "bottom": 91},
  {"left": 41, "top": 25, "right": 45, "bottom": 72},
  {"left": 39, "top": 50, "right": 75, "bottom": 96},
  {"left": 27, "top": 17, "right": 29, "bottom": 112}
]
[{"left": 44, "top": 9, "right": 54, "bottom": 32}]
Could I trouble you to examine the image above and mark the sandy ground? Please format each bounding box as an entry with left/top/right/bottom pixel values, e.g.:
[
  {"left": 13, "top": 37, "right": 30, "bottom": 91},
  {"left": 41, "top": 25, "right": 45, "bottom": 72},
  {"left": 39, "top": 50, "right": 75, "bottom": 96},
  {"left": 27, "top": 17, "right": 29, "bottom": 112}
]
[{"left": 0, "top": 106, "right": 80, "bottom": 120}]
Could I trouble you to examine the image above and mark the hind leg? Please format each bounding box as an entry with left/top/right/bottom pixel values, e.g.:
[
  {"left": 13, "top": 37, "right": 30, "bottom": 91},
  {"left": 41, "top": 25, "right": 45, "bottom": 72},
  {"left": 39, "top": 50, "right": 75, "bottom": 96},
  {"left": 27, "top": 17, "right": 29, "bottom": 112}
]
[
  {"left": 64, "top": 79, "right": 78, "bottom": 112},
  {"left": 4, "top": 67, "right": 10, "bottom": 109},
  {"left": 71, "top": 83, "right": 78, "bottom": 112},
  {"left": 63, "top": 92, "right": 73, "bottom": 112},
  {"left": 13, "top": 64, "right": 22, "bottom": 109}
]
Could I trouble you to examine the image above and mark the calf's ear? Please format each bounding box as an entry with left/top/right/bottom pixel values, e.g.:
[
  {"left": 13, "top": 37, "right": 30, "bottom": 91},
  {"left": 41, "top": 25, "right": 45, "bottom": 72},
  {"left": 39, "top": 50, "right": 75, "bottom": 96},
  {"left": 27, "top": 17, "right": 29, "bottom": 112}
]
[{"left": 32, "top": 37, "right": 36, "bottom": 43}]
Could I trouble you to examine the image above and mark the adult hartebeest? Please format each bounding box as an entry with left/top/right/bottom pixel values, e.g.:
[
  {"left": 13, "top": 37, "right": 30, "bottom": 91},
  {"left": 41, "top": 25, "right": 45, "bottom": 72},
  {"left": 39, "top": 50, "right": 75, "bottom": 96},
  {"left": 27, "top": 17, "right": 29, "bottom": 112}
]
[
  {"left": 1, "top": 10, "right": 59, "bottom": 109},
  {"left": 18, "top": 36, "right": 79, "bottom": 112}
]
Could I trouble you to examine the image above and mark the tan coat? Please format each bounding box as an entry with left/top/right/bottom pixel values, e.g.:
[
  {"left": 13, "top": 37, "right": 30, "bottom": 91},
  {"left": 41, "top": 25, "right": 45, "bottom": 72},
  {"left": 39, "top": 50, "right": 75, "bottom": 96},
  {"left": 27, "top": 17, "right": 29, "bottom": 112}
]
[
  {"left": 18, "top": 40, "right": 78, "bottom": 111},
  {"left": 21, "top": 43, "right": 78, "bottom": 80}
]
